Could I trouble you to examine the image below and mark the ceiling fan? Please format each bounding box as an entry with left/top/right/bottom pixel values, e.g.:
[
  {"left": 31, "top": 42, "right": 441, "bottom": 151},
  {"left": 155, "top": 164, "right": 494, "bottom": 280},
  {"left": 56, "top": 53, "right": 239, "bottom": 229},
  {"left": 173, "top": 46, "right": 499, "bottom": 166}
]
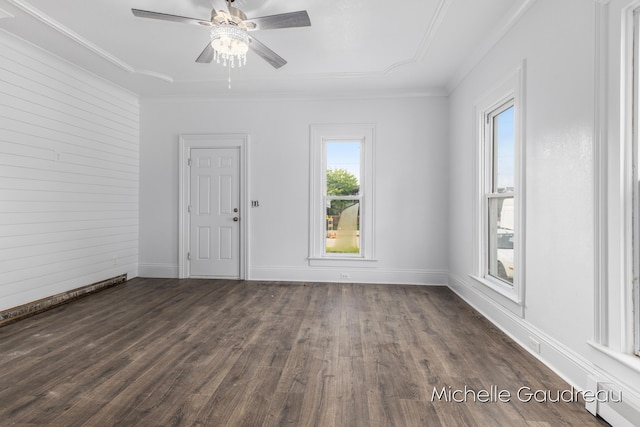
[{"left": 131, "top": 0, "right": 311, "bottom": 69}]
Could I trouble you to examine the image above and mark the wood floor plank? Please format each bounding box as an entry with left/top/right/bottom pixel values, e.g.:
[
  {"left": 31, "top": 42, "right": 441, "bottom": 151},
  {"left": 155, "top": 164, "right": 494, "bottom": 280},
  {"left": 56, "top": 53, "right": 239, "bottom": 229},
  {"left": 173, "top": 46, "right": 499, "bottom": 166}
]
[{"left": 0, "top": 279, "right": 609, "bottom": 426}]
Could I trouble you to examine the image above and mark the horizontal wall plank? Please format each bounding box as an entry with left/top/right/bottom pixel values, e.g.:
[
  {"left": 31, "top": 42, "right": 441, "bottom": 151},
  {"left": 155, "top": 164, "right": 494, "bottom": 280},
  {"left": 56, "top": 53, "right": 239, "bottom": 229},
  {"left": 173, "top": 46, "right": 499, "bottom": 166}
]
[
  {"left": 0, "top": 234, "right": 137, "bottom": 261},
  {"left": 0, "top": 66, "right": 138, "bottom": 130},
  {"left": 0, "top": 38, "right": 139, "bottom": 116},
  {"left": 0, "top": 259, "right": 138, "bottom": 311},
  {"left": 0, "top": 177, "right": 138, "bottom": 196},
  {"left": 0, "top": 245, "right": 138, "bottom": 286},
  {"left": 0, "top": 138, "right": 138, "bottom": 172},
  {"left": 0, "top": 84, "right": 138, "bottom": 140},
  {"left": 0, "top": 221, "right": 138, "bottom": 240},
  {"left": 0, "top": 154, "right": 138, "bottom": 183},
  {"left": 0, "top": 201, "right": 137, "bottom": 214},
  {"left": 0, "top": 105, "right": 137, "bottom": 151},
  {"left": 0, "top": 189, "right": 137, "bottom": 204},
  {"left": 0, "top": 124, "right": 139, "bottom": 161},
  {"left": 0, "top": 31, "right": 139, "bottom": 310},
  {"left": 1, "top": 164, "right": 138, "bottom": 188}
]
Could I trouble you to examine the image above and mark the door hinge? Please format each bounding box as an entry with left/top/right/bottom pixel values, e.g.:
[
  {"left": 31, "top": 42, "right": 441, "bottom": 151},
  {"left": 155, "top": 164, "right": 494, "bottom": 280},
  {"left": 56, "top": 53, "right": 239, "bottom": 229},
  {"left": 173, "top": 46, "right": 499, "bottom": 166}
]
[
  {"left": 188, "top": 158, "right": 192, "bottom": 166},
  {"left": 188, "top": 205, "right": 191, "bottom": 213},
  {"left": 187, "top": 252, "right": 191, "bottom": 260}
]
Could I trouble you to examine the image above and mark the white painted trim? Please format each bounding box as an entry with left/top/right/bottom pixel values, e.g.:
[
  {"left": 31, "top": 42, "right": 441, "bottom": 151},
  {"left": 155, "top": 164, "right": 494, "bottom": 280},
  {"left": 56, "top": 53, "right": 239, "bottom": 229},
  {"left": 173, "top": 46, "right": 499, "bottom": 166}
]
[
  {"left": 620, "top": 0, "right": 640, "bottom": 357},
  {"left": 0, "top": 29, "right": 140, "bottom": 104},
  {"left": 449, "top": 274, "right": 595, "bottom": 383},
  {"left": 448, "top": 273, "right": 640, "bottom": 425},
  {"left": 141, "top": 92, "right": 449, "bottom": 104},
  {"left": 472, "top": 61, "right": 526, "bottom": 311},
  {"left": 309, "top": 124, "right": 376, "bottom": 265},
  {"left": 4, "top": 0, "right": 450, "bottom": 86},
  {"left": 468, "top": 275, "right": 524, "bottom": 317},
  {"left": 178, "top": 134, "right": 249, "bottom": 280},
  {"left": 251, "top": 266, "right": 447, "bottom": 286},
  {"left": 593, "top": 0, "right": 610, "bottom": 346},
  {"left": 141, "top": 263, "right": 446, "bottom": 285},
  {"left": 138, "top": 263, "right": 179, "bottom": 278},
  {"left": 397, "top": 0, "right": 452, "bottom": 70},
  {"left": 589, "top": 341, "right": 640, "bottom": 374},
  {"left": 307, "top": 258, "right": 378, "bottom": 268},
  {"left": 0, "top": 7, "right": 14, "bottom": 19},
  {"left": 446, "top": 0, "right": 537, "bottom": 94},
  {"left": 5, "top": 0, "right": 173, "bottom": 83},
  {"left": 597, "top": 0, "right": 640, "bottom": 358}
]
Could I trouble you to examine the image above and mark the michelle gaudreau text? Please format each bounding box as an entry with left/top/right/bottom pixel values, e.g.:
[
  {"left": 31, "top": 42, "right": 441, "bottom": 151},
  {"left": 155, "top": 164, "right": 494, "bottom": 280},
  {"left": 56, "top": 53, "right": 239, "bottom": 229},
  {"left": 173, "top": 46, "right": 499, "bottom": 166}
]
[{"left": 431, "top": 385, "right": 622, "bottom": 404}]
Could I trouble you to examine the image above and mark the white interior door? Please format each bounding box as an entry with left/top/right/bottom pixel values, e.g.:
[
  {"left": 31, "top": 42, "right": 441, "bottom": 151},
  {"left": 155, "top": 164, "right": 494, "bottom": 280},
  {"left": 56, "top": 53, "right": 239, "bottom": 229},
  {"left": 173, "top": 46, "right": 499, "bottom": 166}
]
[{"left": 189, "top": 147, "right": 240, "bottom": 277}]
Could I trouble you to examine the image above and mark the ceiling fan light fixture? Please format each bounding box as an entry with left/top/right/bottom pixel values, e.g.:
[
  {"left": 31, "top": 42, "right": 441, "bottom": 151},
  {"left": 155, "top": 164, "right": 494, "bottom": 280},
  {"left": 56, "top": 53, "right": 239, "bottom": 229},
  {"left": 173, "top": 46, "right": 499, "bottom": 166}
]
[{"left": 210, "top": 24, "right": 249, "bottom": 67}]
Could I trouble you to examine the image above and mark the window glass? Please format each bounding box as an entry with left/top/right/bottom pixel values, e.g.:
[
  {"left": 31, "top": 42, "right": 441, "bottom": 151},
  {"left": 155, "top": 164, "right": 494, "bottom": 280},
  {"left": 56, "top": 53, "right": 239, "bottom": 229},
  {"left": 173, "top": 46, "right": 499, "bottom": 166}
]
[
  {"left": 493, "top": 106, "right": 515, "bottom": 193},
  {"left": 325, "top": 141, "right": 362, "bottom": 255},
  {"left": 488, "top": 197, "right": 514, "bottom": 284},
  {"left": 326, "top": 142, "right": 361, "bottom": 195},
  {"left": 487, "top": 101, "right": 515, "bottom": 286},
  {"left": 326, "top": 200, "right": 360, "bottom": 254}
]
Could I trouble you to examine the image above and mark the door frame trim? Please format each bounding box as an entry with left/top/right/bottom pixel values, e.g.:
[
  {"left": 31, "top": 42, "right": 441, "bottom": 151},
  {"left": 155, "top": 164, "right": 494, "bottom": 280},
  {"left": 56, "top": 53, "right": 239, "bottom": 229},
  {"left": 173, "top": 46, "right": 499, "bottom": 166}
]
[{"left": 178, "top": 134, "right": 249, "bottom": 279}]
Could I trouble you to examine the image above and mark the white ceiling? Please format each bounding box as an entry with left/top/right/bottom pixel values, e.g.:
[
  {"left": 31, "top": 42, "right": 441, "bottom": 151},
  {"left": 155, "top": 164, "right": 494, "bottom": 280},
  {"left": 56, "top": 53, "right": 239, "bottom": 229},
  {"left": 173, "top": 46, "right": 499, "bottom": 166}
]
[{"left": 0, "top": 0, "right": 532, "bottom": 98}]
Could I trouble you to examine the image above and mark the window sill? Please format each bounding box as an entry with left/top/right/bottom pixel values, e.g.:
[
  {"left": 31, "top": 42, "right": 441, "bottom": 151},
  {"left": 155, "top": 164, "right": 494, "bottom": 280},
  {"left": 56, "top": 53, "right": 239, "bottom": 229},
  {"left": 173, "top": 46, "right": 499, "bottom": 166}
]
[
  {"left": 469, "top": 274, "right": 524, "bottom": 317},
  {"left": 588, "top": 341, "right": 640, "bottom": 374},
  {"left": 308, "top": 257, "right": 378, "bottom": 268}
]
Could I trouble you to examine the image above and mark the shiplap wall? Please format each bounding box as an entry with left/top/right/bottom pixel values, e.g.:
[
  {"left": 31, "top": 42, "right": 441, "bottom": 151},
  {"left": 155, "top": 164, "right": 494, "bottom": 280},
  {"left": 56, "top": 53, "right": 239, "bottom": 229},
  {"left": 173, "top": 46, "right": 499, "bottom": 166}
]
[{"left": 0, "top": 32, "right": 139, "bottom": 311}]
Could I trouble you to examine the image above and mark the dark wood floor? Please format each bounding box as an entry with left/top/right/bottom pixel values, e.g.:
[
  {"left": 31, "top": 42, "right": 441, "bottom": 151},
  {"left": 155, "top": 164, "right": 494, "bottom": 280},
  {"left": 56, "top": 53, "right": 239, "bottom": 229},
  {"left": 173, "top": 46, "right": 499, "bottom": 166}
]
[{"left": 0, "top": 278, "right": 608, "bottom": 426}]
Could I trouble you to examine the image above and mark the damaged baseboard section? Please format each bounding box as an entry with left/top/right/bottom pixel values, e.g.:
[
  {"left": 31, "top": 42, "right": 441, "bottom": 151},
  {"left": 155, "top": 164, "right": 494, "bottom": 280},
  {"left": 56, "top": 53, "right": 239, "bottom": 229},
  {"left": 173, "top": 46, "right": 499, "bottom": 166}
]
[{"left": 0, "top": 274, "right": 127, "bottom": 327}]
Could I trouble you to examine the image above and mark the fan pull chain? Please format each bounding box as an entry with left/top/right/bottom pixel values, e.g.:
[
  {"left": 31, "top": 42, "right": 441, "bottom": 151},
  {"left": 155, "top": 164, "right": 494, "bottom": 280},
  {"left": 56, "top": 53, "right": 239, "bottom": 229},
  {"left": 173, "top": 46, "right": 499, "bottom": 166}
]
[{"left": 228, "top": 61, "right": 232, "bottom": 89}]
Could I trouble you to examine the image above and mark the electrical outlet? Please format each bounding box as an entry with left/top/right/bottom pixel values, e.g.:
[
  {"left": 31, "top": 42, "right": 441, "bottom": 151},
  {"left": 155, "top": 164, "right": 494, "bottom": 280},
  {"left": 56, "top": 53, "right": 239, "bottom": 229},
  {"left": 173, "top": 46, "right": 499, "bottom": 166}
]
[
  {"left": 528, "top": 336, "right": 541, "bottom": 353},
  {"left": 340, "top": 273, "right": 349, "bottom": 279},
  {"left": 112, "top": 256, "right": 117, "bottom": 265}
]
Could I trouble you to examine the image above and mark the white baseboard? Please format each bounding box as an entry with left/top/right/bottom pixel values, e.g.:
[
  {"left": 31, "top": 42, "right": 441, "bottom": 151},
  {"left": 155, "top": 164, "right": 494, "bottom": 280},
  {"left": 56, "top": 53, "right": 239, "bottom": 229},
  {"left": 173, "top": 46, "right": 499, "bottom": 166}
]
[
  {"left": 138, "top": 263, "right": 178, "bottom": 278},
  {"left": 250, "top": 266, "right": 447, "bottom": 285},
  {"left": 448, "top": 273, "right": 640, "bottom": 426},
  {"left": 136, "top": 262, "right": 447, "bottom": 285}
]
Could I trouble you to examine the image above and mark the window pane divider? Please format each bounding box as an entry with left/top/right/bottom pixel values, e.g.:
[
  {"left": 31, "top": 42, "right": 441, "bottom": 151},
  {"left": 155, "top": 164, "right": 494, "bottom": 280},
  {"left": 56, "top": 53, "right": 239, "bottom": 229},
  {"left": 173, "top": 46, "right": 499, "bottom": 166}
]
[{"left": 487, "top": 192, "right": 514, "bottom": 199}]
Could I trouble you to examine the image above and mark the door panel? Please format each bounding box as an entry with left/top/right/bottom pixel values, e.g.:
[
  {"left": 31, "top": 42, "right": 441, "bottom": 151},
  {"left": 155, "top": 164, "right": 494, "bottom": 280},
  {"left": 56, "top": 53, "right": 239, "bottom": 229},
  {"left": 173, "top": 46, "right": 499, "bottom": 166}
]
[
  {"left": 197, "top": 176, "right": 211, "bottom": 215},
  {"left": 197, "top": 226, "right": 211, "bottom": 260},
  {"left": 189, "top": 147, "right": 240, "bottom": 277}
]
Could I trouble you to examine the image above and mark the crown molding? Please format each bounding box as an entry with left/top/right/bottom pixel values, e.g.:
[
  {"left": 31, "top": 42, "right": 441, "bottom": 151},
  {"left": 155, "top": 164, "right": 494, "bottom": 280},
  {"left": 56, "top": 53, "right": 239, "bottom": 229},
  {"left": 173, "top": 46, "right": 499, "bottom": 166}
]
[
  {"left": 3, "top": 0, "right": 452, "bottom": 88},
  {"left": 445, "top": 0, "right": 537, "bottom": 94},
  {"left": 0, "top": 7, "right": 14, "bottom": 19},
  {"left": 384, "top": 0, "right": 452, "bottom": 74},
  {"left": 5, "top": 0, "right": 173, "bottom": 83}
]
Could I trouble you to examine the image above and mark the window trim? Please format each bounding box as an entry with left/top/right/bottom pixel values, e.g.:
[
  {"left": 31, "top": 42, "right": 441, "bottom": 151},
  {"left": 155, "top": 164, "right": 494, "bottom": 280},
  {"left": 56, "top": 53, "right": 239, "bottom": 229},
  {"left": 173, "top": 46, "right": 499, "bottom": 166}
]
[
  {"left": 631, "top": 5, "right": 640, "bottom": 358},
  {"left": 309, "top": 124, "right": 376, "bottom": 266},
  {"left": 471, "top": 62, "right": 526, "bottom": 315},
  {"left": 592, "top": 1, "right": 640, "bottom": 361},
  {"left": 589, "top": 0, "right": 640, "bottom": 374}
]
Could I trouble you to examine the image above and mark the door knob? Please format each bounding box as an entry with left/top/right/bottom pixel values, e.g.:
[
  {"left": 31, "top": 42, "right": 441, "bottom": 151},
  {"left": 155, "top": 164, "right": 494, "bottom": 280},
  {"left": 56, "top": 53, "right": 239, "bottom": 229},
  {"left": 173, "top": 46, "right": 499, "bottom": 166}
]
[
  {"left": 233, "top": 208, "right": 238, "bottom": 212},
  {"left": 233, "top": 217, "right": 239, "bottom": 222}
]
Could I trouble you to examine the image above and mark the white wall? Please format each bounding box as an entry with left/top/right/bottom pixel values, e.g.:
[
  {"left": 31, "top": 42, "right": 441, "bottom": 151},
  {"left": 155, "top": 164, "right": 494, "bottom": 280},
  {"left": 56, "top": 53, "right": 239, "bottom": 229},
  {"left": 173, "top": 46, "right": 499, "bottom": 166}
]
[
  {"left": 0, "top": 31, "right": 139, "bottom": 311},
  {"left": 139, "top": 96, "right": 449, "bottom": 285},
  {"left": 448, "top": 0, "right": 640, "bottom": 424}
]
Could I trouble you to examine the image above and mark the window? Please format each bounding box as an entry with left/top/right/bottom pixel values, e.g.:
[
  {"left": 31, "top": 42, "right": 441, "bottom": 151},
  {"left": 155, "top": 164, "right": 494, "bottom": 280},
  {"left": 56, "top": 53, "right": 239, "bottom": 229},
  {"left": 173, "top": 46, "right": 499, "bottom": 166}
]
[
  {"left": 325, "top": 141, "right": 362, "bottom": 255},
  {"left": 309, "top": 124, "right": 375, "bottom": 265},
  {"left": 487, "top": 103, "right": 515, "bottom": 284},
  {"left": 590, "top": 1, "right": 640, "bottom": 368},
  {"left": 472, "top": 64, "right": 525, "bottom": 311}
]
